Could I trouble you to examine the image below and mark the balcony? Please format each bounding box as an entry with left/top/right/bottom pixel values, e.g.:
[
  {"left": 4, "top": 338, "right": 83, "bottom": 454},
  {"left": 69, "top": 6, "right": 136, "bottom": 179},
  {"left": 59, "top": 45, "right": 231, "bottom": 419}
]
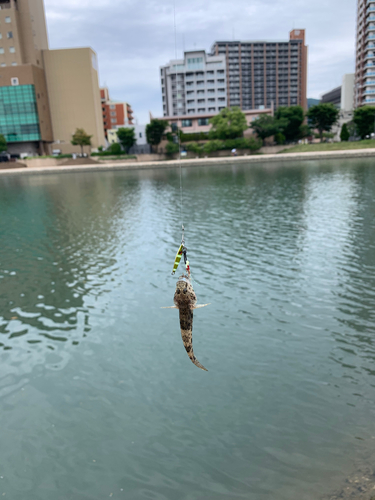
[
  {"left": 368, "top": 34, "right": 375, "bottom": 39},
  {"left": 366, "top": 70, "right": 375, "bottom": 75},
  {"left": 366, "top": 79, "right": 375, "bottom": 84}
]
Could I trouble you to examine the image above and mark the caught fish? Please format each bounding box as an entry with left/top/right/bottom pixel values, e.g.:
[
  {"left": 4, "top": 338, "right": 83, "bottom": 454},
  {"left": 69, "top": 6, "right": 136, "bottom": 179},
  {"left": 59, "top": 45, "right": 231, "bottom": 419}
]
[{"left": 163, "top": 274, "right": 209, "bottom": 371}]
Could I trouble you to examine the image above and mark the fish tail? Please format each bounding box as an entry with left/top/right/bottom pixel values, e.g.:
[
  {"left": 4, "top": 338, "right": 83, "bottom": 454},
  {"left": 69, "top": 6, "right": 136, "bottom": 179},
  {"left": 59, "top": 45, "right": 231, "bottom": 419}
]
[{"left": 189, "top": 354, "right": 208, "bottom": 371}]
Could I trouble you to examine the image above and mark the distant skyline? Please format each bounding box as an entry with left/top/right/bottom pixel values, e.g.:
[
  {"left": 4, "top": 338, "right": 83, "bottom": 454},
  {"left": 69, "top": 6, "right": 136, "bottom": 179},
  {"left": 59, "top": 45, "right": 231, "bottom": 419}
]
[{"left": 44, "top": 0, "right": 357, "bottom": 123}]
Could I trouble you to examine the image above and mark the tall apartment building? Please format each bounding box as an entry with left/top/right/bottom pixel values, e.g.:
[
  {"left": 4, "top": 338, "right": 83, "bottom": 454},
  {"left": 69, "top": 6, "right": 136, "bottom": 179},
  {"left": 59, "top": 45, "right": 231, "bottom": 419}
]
[
  {"left": 354, "top": 0, "right": 375, "bottom": 107},
  {"left": 211, "top": 29, "right": 308, "bottom": 111},
  {"left": 0, "top": 0, "right": 105, "bottom": 155},
  {"left": 160, "top": 50, "right": 227, "bottom": 117},
  {"left": 100, "top": 87, "right": 134, "bottom": 137}
]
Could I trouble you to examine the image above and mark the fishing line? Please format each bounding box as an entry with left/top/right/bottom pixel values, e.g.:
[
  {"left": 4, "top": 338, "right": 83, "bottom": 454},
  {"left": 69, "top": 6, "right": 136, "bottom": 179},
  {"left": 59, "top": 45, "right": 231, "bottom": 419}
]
[{"left": 173, "top": 0, "right": 184, "bottom": 246}]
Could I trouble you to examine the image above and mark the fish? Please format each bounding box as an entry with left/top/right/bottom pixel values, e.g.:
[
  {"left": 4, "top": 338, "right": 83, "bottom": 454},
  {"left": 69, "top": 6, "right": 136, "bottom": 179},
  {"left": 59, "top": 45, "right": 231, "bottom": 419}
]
[{"left": 163, "top": 274, "right": 209, "bottom": 371}]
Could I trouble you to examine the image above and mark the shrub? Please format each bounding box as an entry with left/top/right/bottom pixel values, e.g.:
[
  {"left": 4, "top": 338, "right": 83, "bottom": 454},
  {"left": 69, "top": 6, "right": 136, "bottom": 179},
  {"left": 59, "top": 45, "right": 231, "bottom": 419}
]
[
  {"left": 180, "top": 132, "right": 209, "bottom": 142},
  {"left": 109, "top": 142, "right": 122, "bottom": 154},
  {"left": 165, "top": 142, "right": 179, "bottom": 156}
]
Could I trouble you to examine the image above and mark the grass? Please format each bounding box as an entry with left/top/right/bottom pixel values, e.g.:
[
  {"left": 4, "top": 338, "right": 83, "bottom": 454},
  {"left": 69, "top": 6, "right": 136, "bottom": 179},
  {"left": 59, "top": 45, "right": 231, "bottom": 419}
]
[{"left": 280, "top": 139, "right": 375, "bottom": 153}]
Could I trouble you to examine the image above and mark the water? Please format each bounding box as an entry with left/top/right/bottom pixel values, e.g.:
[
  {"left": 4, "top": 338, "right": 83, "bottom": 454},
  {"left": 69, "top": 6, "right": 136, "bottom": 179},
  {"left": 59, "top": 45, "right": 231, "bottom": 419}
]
[{"left": 0, "top": 159, "right": 375, "bottom": 500}]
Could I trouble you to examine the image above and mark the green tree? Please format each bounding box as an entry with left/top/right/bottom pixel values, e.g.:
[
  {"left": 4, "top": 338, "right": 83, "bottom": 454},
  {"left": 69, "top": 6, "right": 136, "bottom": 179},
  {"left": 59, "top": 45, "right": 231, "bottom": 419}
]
[
  {"left": 209, "top": 107, "right": 248, "bottom": 140},
  {"left": 275, "top": 106, "right": 305, "bottom": 142},
  {"left": 165, "top": 141, "right": 179, "bottom": 157},
  {"left": 299, "top": 124, "right": 311, "bottom": 139},
  {"left": 117, "top": 127, "right": 136, "bottom": 153},
  {"left": 0, "top": 134, "right": 6, "bottom": 153},
  {"left": 251, "top": 115, "right": 287, "bottom": 145},
  {"left": 274, "top": 132, "right": 286, "bottom": 145},
  {"left": 71, "top": 128, "right": 92, "bottom": 156},
  {"left": 340, "top": 123, "right": 350, "bottom": 142},
  {"left": 307, "top": 104, "right": 339, "bottom": 142},
  {"left": 353, "top": 106, "right": 375, "bottom": 140},
  {"left": 146, "top": 119, "right": 168, "bottom": 151}
]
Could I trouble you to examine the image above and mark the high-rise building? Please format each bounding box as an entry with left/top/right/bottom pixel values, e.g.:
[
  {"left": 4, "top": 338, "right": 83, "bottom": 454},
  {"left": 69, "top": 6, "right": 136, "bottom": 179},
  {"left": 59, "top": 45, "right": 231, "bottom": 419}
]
[
  {"left": 354, "top": 0, "right": 375, "bottom": 107},
  {"left": 0, "top": 0, "right": 106, "bottom": 155},
  {"left": 0, "top": 0, "right": 53, "bottom": 155},
  {"left": 160, "top": 50, "right": 227, "bottom": 117},
  {"left": 100, "top": 87, "right": 134, "bottom": 138},
  {"left": 211, "top": 30, "right": 308, "bottom": 111}
]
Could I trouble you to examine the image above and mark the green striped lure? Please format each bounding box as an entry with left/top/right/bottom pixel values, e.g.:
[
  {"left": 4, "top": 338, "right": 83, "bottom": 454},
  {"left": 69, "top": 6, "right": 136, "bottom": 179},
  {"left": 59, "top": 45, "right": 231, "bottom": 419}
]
[{"left": 172, "top": 244, "right": 184, "bottom": 275}]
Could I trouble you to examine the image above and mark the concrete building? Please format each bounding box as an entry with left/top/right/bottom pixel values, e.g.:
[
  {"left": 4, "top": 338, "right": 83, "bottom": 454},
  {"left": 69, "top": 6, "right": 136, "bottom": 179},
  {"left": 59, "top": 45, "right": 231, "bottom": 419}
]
[
  {"left": 0, "top": 0, "right": 106, "bottom": 155},
  {"left": 159, "top": 108, "right": 273, "bottom": 135},
  {"left": 355, "top": 0, "right": 375, "bottom": 107},
  {"left": 0, "top": 0, "right": 53, "bottom": 155},
  {"left": 211, "top": 29, "right": 308, "bottom": 111},
  {"left": 160, "top": 50, "right": 227, "bottom": 117},
  {"left": 43, "top": 48, "right": 105, "bottom": 154},
  {"left": 341, "top": 73, "right": 355, "bottom": 111},
  {"left": 321, "top": 86, "right": 341, "bottom": 107},
  {"left": 320, "top": 74, "right": 355, "bottom": 141},
  {"left": 100, "top": 87, "right": 134, "bottom": 138}
]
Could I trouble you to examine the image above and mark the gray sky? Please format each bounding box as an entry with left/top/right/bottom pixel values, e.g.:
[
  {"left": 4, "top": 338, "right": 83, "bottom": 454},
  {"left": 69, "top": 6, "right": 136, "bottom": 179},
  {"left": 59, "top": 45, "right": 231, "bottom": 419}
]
[{"left": 44, "top": 0, "right": 357, "bottom": 123}]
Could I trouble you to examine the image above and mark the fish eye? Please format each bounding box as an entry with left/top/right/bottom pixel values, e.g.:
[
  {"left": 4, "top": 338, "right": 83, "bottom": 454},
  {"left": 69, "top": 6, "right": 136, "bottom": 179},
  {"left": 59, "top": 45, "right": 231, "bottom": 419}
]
[
  {"left": 183, "top": 288, "right": 187, "bottom": 294},
  {"left": 176, "top": 289, "right": 180, "bottom": 294}
]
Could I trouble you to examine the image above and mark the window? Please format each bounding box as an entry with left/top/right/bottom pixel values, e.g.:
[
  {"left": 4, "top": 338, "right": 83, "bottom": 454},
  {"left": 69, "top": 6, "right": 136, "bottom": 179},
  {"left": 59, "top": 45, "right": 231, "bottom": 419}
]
[
  {"left": 0, "top": 48, "right": 4, "bottom": 54},
  {"left": 11, "top": 77, "right": 19, "bottom": 86},
  {"left": 197, "top": 90, "right": 205, "bottom": 94},
  {"left": 198, "top": 108, "right": 205, "bottom": 112},
  {"left": 186, "top": 90, "right": 194, "bottom": 95},
  {"left": 9, "top": 47, "right": 15, "bottom": 53},
  {"left": 5, "top": 17, "right": 11, "bottom": 23},
  {"left": 110, "top": 105, "right": 115, "bottom": 109},
  {"left": 198, "top": 118, "right": 209, "bottom": 126},
  {"left": 0, "top": 63, "right": 5, "bottom": 67},
  {"left": 0, "top": 34, "right": 2, "bottom": 40},
  {"left": 110, "top": 112, "right": 116, "bottom": 116},
  {"left": 208, "top": 107, "right": 216, "bottom": 112},
  {"left": 11, "top": 62, "right": 17, "bottom": 66},
  {"left": 7, "top": 32, "right": 12, "bottom": 39},
  {"left": 207, "top": 80, "right": 214, "bottom": 84},
  {"left": 218, "top": 97, "right": 226, "bottom": 102},
  {"left": 198, "top": 99, "right": 205, "bottom": 103},
  {"left": 139, "top": 132, "right": 142, "bottom": 138},
  {"left": 181, "top": 119, "right": 192, "bottom": 127},
  {"left": 208, "top": 98, "right": 215, "bottom": 102},
  {"left": 111, "top": 118, "right": 116, "bottom": 123}
]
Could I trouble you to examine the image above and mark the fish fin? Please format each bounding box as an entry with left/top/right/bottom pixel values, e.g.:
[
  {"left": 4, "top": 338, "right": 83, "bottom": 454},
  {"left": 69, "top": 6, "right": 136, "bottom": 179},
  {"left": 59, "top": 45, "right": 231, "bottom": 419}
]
[
  {"left": 193, "top": 303, "right": 210, "bottom": 309},
  {"left": 161, "top": 306, "right": 178, "bottom": 309},
  {"left": 179, "top": 307, "right": 208, "bottom": 372}
]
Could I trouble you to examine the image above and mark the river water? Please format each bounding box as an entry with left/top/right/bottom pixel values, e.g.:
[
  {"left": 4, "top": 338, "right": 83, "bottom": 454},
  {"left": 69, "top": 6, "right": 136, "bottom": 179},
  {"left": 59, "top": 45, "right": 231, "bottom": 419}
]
[{"left": 0, "top": 159, "right": 375, "bottom": 500}]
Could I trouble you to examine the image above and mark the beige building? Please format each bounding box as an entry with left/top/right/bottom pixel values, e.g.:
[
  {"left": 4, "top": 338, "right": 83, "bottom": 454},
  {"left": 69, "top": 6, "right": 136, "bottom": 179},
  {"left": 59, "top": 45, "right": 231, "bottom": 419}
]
[{"left": 43, "top": 48, "right": 105, "bottom": 154}]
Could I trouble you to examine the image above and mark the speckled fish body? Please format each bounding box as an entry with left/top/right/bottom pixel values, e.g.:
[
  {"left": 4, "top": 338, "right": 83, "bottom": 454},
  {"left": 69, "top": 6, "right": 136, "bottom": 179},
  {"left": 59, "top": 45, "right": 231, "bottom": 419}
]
[{"left": 173, "top": 276, "right": 208, "bottom": 371}]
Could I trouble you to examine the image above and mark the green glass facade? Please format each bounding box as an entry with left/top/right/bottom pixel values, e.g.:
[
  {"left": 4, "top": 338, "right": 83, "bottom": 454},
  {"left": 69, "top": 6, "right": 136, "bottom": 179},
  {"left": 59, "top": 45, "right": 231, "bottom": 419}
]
[{"left": 0, "top": 85, "right": 41, "bottom": 142}]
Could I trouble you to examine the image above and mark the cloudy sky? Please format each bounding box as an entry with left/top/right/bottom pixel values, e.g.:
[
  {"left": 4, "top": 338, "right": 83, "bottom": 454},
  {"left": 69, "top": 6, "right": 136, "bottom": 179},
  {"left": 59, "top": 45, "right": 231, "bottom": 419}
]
[{"left": 44, "top": 0, "right": 357, "bottom": 123}]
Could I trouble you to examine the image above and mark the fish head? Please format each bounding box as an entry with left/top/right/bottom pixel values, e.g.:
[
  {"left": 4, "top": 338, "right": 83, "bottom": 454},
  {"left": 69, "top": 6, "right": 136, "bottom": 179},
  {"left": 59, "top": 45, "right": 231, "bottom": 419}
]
[{"left": 174, "top": 275, "right": 196, "bottom": 308}]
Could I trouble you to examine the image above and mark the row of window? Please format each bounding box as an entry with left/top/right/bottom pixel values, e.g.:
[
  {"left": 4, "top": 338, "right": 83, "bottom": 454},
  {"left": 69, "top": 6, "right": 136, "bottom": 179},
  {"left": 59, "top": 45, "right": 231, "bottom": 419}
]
[
  {"left": 0, "top": 46, "right": 15, "bottom": 53},
  {"left": 0, "top": 31, "right": 13, "bottom": 39},
  {"left": 187, "top": 98, "right": 226, "bottom": 104},
  {"left": 181, "top": 118, "right": 209, "bottom": 127},
  {"left": 186, "top": 107, "right": 225, "bottom": 114}
]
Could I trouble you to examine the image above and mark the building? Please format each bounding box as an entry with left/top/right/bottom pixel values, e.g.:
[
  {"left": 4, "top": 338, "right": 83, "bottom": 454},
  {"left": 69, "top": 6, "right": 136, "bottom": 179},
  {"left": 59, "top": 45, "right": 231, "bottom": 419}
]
[
  {"left": 159, "top": 108, "right": 273, "bottom": 135},
  {"left": 160, "top": 50, "right": 227, "bottom": 117},
  {"left": 341, "top": 73, "right": 355, "bottom": 111},
  {"left": 100, "top": 87, "right": 133, "bottom": 138},
  {"left": 320, "top": 74, "right": 355, "bottom": 141},
  {"left": 43, "top": 48, "right": 105, "bottom": 154},
  {"left": 307, "top": 98, "right": 320, "bottom": 109},
  {"left": 321, "top": 87, "right": 341, "bottom": 107},
  {"left": 0, "top": 0, "right": 106, "bottom": 155},
  {"left": 354, "top": 0, "right": 375, "bottom": 107},
  {"left": 210, "top": 29, "right": 308, "bottom": 111},
  {"left": 0, "top": 0, "right": 53, "bottom": 155}
]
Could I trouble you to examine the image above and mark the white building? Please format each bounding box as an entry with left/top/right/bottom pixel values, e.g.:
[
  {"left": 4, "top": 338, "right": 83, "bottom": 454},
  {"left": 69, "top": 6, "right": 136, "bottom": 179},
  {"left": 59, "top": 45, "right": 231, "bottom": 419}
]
[{"left": 160, "top": 50, "right": 227, "bottom": 117}]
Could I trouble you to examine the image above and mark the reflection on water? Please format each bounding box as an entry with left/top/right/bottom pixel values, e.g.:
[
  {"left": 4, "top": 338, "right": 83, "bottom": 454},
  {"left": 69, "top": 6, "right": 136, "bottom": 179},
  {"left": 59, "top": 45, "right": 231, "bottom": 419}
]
[{"left": 0, "top": 160, "right": 375, "bottom": 500}]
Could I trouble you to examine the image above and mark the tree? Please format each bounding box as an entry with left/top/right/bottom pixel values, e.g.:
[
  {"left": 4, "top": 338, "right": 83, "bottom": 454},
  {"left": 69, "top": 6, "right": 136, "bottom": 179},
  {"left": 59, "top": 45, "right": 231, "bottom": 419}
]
[
  {"left": 251, "top": 115, "right": 287, "bottom": 145},
  {"left": 71, "top": 128, "right": 92, "bottom": 155},
  {"left": 209, "top": 107, "right": 248, "bottom": 140},
  {"left": 307, "top": 104, "right": 339, "bottom": 142},
  {"left": 340, "top": 123, "right": 350, "bottom": 142},
  {"left": 274, "top": 132, "right": 286, "bottom": 145},
  {"left": 275, "top": 106, "right": 305, "bottom": 142},
  {"left": 353, "top": 106, "right": 375, "bottom": 140},
  {"left": 117, "top": 127, "right": 136, "bottom": 153},
  {"left": 146, "top": 119, "right": 168, "bottom": 151},
  {"left": 0, "top": 134, "right": 6, "bottom": 153}
]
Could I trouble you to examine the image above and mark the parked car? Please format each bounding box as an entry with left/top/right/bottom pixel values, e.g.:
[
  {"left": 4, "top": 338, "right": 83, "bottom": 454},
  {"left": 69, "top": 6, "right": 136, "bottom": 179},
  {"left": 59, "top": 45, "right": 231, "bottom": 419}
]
[{"left": 0, "top": 151, "right": 10, "bottom": 162}]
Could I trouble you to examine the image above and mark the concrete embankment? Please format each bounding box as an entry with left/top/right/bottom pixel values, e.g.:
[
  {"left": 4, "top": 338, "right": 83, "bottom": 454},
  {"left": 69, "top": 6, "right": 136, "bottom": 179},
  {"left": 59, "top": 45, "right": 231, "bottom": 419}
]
[{"left": 1, "top": 148, "right": 375, "bottom": 176}]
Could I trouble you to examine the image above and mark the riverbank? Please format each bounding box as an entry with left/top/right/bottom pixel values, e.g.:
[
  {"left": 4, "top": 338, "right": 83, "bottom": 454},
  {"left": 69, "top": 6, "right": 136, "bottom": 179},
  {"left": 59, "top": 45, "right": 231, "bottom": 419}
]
[
  {"left": 1, "top": 147, "right": 375, "bottom": 176},
  {"left": 282, "top": 139, "right": 375, "bottom": 154}
]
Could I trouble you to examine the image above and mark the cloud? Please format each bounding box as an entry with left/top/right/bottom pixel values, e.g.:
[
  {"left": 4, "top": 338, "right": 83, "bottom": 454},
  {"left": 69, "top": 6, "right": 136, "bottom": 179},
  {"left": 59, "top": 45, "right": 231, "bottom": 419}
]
[{"left": 44, "top": 0, "right": 356, "bottom": 122}]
